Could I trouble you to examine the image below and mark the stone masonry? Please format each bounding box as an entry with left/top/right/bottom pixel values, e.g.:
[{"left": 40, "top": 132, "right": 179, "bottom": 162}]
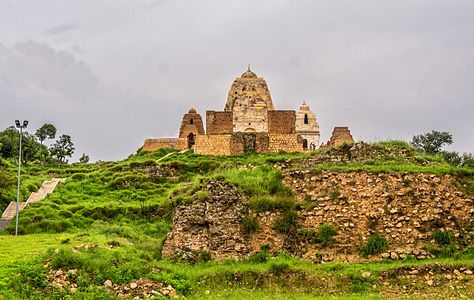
[
  {"left": 328, "top": 127, "right": 355, "bottom": 146},
  {"left": 143, "top": 67, "right": 332, "bottom": 155}
]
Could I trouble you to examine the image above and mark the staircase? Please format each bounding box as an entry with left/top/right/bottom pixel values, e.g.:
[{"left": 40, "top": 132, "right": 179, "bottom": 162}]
[{"left": 0, "top": 178, "right": 65, "bottom": 229}]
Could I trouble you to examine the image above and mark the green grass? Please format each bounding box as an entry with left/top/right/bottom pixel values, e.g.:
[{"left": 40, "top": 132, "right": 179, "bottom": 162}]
[
  {"left": 0, "top": 142, "right": 473, "bottom": 299},
  {"left": 360, "top": 234, "right": 389, "bottom": 257},
  {"left": 0, "top": 234, "right": 71, "bottom": 290}
]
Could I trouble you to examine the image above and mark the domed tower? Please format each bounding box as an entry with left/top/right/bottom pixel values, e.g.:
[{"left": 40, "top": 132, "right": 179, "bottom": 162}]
[
  {"left": 225, "top": 67, "right": 274, "bottom": 132},
  {"left": 179, "top": 108, "right": 205, "bottom": 148},
  {"left": 295, "top": 102, "right": 320, "bottom": 150}
]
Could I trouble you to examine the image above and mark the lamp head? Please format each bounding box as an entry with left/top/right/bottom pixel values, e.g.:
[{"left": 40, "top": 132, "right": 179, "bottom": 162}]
[
  {"left": 15, "top": 120, "right": 20, "bottom": 128},
  {"left": 23, "top": 120, "right": 28, "bottom": 128}
]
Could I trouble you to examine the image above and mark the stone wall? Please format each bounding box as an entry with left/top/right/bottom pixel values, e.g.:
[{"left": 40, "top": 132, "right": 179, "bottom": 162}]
[
  {"left": 282, "top": 169, "right": 474, "bottom": 262},
  {"left": 142, "top": 138, "right": 187, "bottom": 151},
  {"left": 194, "top": 134, "right": 232, "bottom": 156},
  {"left": 206, "top": 111, "right": 233, "bottom": 134},
  {"left": 267, "top": 110, "right": 296, "bottom": 134},
  {"left": 268, "top": 134, "right": 303, "bottom": 152}
]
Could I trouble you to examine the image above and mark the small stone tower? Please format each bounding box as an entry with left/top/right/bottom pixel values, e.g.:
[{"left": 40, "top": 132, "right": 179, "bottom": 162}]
[
  {"left": 295, "top": 102, "right": 320, "bottom": 150},
  {"left": 328, "top": 127, "right": 354, "bottom": 146},
  {"left": 179, "top": 108, "right": 205, "bottom": 148}
]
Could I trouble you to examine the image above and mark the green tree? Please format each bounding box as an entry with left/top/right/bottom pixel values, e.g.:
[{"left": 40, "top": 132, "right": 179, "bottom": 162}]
[
  {"left": 0, "top": 126, "right": 43, "bottom": 163},
  {"left": 79, "top": 153, "right": 90, "bottom": 164},
  {"left": 411, "top": 130, "right": 453, "bottom": 154},
  {"left": 49, "top": 134, "right": 75, "bottom": 164},
  {"left": 35, "top": 123, "right": 57, "bottom": 146},
  {"left": 0, "top": 164, "right": 15, "bottom": 210}
]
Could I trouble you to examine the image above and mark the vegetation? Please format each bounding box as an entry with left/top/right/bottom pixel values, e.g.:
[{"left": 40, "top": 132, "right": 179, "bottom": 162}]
[
  {"left": 360, "top": 234, "right": 389, "bottom": 257},
  {"left": 411, "top": 130, "right": 453, "bottom": 154},
  {"left": 0, "top": 124, "right": 75, "bottom": 165},
  {"left": 0, "top": 140, "right": 473, "bottom": 299}
]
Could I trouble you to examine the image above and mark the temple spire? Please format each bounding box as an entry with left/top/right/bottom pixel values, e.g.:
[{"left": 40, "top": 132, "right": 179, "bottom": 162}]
[{"left": 248, "top": 64, "right": 251, "bottom": 71}]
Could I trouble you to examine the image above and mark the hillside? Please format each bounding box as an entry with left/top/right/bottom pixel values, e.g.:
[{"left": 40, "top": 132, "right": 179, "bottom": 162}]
[{"left": 0, "top": 142, "right": 473, "bottom": 299}]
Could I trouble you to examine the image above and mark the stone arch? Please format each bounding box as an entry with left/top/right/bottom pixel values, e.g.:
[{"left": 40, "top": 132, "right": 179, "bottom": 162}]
[
  {"left": 190, "top": 118, "right": 193, "bottom": 125},
  {"left": 303, "top": 139, "right": 308, "bottom": 150},
  {"left": 244, "top": 127, "right": 256, "bottom": 132},
  {"left": 304, "top": 114, "right": 309, "bottom": 124}
]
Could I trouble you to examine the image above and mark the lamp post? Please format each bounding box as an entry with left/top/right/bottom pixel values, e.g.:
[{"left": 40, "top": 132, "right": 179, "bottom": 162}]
[{"left": 15, "top": 120, "right": 28, "bottom": 236}]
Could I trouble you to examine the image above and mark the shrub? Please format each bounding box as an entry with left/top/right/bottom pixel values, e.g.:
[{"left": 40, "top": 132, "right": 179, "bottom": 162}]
[
  {"left": 71, "top": 173, "right": 87, "bottom": 181},
  {"left": 432, "top": 230, "right": 453, "bottom": 245},
  {"left": 269, "top": 263, "right": 290, "bottom": 275},
  {"left": 248, "top": 251, "right": 269, "bottom": 263},
  {"left": 200, "top": 251, "right": 212, "bottom": 262},
  {"left": 242, "top": 215, "right": 259, "bottom": 234},
  {"left": 360, "top": 233, "right": 389, "bottom": 257},
  {"left": 196, "top": 191, "right": 209, "bottom": 201},
  {"left": 317, "top": 223, "right": 338, "bottom": 247},
  {"left": 329, "top": 189, "right": 340, "bottom": 201},
  {"left": 274, "top": 210, "right": 298, "bottom": 233}
]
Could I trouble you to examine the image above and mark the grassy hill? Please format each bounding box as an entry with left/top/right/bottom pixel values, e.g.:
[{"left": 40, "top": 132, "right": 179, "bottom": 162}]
[{"left": 0, "top": 142, "right": 473, "bottom": 299}]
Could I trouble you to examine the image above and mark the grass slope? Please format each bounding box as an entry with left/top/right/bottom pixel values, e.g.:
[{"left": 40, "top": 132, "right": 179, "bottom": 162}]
[{"left": 0, "top": 142, "right": 473, "bottom": 299}]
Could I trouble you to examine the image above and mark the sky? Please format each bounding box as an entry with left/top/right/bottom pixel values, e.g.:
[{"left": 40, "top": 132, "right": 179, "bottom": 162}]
[{"left": 0, "top": 0, "right": 473, "bottom": 161}]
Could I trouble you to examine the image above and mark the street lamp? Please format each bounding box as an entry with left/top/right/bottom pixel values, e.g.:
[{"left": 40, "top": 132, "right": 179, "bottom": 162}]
[{"left": 14, "top": 120, "right": 28, "bottom": 236}]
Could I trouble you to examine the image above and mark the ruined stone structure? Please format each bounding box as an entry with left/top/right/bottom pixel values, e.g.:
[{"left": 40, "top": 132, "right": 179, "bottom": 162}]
[
  {"left": 328, "top": 126, "right": 355, "bottom": 146},
  {"left": 143, "top": 67, "right": 335, "bottom": 155}
]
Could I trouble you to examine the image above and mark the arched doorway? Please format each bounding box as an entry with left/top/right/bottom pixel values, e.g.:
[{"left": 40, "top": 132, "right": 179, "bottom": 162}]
[
  {"left": 187, "top": 133, "right": 196, "bottom": 149},
  {"left": 303, "top": 139, "right": 308, "bottom": 150}
]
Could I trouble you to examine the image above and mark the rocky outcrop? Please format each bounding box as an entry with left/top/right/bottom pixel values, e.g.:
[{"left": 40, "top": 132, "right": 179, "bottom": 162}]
[{"left": 162, "top": 181, "right": 251, "bottom": 261}]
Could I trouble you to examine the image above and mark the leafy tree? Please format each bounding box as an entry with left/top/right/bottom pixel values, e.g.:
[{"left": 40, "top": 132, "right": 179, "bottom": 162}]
[
  {"left": 0, "top": 163, "right": 15, "bottom": 209},
  {"left": 35, "top": 123, "right": 57, "bottom": 146},
  {"left": 442, "top": 151, "right": 474, "bottom": 169},
  {"left": 49, "top": 135, "right": 75, "bottom": 164},
  {"left": 0, "top": 126, "right": 43, "bottom": 163},
  {"left": 79, "top": 153, "right": 90, "bottom": 164},
  {"left": 411, "top": 130, "right": 453, "bottom": 154}
]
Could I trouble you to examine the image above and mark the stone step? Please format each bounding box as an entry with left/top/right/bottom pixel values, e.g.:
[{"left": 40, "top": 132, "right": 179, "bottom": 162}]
[
  {"left": 0, "top": 201, "right": 27, "bottom": 228},
  {"left": 0, "top": 178, "right": 65, "bottom": 229}
]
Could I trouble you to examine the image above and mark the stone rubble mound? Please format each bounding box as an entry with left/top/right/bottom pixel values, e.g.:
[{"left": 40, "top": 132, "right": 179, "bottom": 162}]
[{"left": 162, "top": 180, "right": 251, "bottom": 261}]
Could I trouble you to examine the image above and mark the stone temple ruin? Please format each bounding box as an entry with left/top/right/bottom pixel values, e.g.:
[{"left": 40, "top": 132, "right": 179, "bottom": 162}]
[{"left": 143, "top": 67, "right": 354, "bottom": 155}]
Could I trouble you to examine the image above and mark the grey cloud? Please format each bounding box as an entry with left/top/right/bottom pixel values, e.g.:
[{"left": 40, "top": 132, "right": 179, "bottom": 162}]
[
  {"left": 0, "top": 0, "right": 473, "bottom": 160},
  {"left": 0, "top": 41, "right": 180, "bottom": 162},
  {"left": 44, "top": 23, "right": 77, "bottom": 35}
]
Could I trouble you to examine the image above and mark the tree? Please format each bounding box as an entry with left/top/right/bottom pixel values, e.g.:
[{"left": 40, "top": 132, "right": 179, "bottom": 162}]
[
  {"left": 49, "top": 134, "right": 75, "bottom": 163},
  {"left": 0, "top": 126, "right": 43, "bottom": 163},
  {"left": 35, "top": 123, "right": 57, "bottom": 146},
  {"left": 411, "top": 130, "right": 453, "bottom": 154},
  {"left": 79, "top": 153, "right": 90, "bottom": 164}
]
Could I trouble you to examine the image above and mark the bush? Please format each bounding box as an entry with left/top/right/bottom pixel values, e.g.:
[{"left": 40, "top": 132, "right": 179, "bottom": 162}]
[
  {"left": 274, "top": 210, "right": 298, "bottom": 233},
  {"left": 269, "top": 263, "right": 290, "bottom": 275},
  {"left": 242, "top": 215, "right": 259, "bottom": 234},
  {"left": 317, "top": 223, "right": 338, "bottom": 247},
  {"left": 432, "top": 230, "right": 453, "bottom": 245},
  {"left": 360, "top": 233, "right": 389, "bottom": 257}
]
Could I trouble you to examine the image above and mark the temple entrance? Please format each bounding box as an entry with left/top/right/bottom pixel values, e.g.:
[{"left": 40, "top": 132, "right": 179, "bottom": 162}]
[
  {"left": 187, "top": 133, "right": 196, "bottom": 149},
  {"left": 303, "top": 139, "right": 308, "bottom": 150}
]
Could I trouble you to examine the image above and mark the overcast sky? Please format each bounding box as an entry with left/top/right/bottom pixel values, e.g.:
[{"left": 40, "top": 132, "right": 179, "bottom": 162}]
[{"left": 1, "top": 0, "right": 473, "bottom": 161}]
